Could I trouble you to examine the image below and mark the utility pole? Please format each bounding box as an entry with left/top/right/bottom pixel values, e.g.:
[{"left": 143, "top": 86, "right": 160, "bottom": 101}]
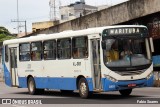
[
  {"left": 53, "top": 0, "right": 56, "bottom": 20},
  {"left": 11, "top": 20, "right": 27, "bottom": 36},
  {"left": 49, "top": 0, "right": 55, "bottom": 21},
  {"left": 49, "top": 0, "right": 59, "bottom": 21},
  {"left": 17, "top": 0, "right": 20, "bottom": 34},
  {"left": 24, "top": 21, "right": 27, "bottom": 36}
]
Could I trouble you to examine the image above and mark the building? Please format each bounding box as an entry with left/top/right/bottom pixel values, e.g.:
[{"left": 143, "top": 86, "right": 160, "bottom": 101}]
[
  {"left": 17, "top": 32, "right": 32, "bottom": 38},
  {"left": 60, "top": 0, "right": 97, "bottom": 23},
  {"left": 32, "top": 20, "right": 59, "bottom": 32}
]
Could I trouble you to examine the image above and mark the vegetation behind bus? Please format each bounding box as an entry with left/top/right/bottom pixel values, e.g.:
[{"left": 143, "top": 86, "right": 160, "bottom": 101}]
[{"left": 0, "top": 27, "right": 16, "bottom": 42}]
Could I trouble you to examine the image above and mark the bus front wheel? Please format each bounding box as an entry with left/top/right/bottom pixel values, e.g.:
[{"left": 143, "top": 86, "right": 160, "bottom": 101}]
[
  {"left": 119, "top": 89, "right": 132, "bottom": 96},
  {"left": 78, "top": 78, "right": 91, "bottom": 98},
  {"left": 28, "top": 77, "right": 44, "bottom": 95}
]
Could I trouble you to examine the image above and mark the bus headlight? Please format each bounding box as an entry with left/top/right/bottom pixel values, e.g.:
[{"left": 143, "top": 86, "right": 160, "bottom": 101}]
[
  {"left": 104, "top": 74, "right": 118, "bottom": 82},
  {"left": 146, "top": 72, "right": 153, "bottom": 80}
]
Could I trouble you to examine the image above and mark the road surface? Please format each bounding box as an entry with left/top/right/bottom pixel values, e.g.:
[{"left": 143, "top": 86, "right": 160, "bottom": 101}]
[{"left": 0, "top": 82, "right": 159, "bottom": 107}]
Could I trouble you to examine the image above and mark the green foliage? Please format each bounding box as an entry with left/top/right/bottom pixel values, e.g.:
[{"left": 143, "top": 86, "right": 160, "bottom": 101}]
[
  {"left": 0, "top": 26, "right": 11, "bottom": 35},
  {"left": 0, "top": 27, "right": 16, "bottom": 42},
  {"left": 0, "top": 34, "right": 16, "bottom": 42}
]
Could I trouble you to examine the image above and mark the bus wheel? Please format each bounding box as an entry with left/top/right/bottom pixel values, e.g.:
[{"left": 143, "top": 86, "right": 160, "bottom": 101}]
[
  {"left": 119, "top": 89, "right": 132, "bottom": 96},
  {"left": 28, "top": 77, "right": 44, "bottom": 95},
  {"left": 78, "top": 78, "right": 90, "bottom": 98}
]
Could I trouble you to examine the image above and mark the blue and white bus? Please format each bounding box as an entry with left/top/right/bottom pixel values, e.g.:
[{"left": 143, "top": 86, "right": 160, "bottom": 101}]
[{"left": 2, "top": 25, "right": 154, "bottom": 98}]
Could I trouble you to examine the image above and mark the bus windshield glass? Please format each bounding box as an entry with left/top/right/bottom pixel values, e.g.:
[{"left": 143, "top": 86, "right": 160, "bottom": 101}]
[{"left": 102, "top": 27, "right": 152, "bottom": 71}]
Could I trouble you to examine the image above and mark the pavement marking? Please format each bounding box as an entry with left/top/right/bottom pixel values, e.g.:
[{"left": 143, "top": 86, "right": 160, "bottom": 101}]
[{"left": 12, "top": 105, "right": 26, "bottom": 107}]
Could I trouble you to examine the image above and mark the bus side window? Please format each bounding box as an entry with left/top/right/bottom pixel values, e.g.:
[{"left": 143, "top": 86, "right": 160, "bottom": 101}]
[
  {"left": 31, "top": 42, "right": 42, "bottom": 61},
  {"left": 57, "top": 38, "right": 71, "bottom": 59},
  {"left": 19, "top": 43, "right": 30, "bottom": 61},
  {"left": 72, "top": 36, "right": 88, "bottom": 59},
  {"left": 5, "top": 45, "right": 8, "bottom": 62},
  {"left": 43, "top": 40, "right": 56, "bottom": 60}
]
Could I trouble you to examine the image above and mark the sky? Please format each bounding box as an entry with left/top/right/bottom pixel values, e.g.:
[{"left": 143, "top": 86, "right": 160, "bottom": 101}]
[{"left": 0, "top": 0, "right": 128, "bottom": 34}]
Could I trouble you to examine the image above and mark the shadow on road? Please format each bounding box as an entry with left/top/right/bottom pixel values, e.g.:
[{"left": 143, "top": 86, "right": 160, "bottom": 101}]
[
  {"left": 13, "top": 90, "right": 146, "bottom": 100},
  {"left": 9, "top": 90, "right": 150, "bottom": 104}
]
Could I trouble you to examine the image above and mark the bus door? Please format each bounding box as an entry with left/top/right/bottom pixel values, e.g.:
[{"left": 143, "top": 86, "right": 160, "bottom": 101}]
[
  {"left": 10, "top": 47, "right": 18, "bottom": 87},
  {"left": 91, "top": 39, "right": 102, "bottom": 90}
]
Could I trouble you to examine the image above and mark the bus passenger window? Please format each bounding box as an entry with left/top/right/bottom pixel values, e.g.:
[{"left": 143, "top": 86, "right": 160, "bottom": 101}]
[
  {"left": 31, "top": 42, "right": 42, "bottom": 61},
  {"left": 43, "top": 40, "right": 56, "bottom": 60},
  {"left": 72, "top": 36, "right": 88, "bottom": 59},
  {"left": 57, "top": 38, "right": 71, "bottom": 59},
  {"left": 5, "top": 45, "right": 8, "bottom": 62},
  {"left": 19, "top": 43, "right": 30, "bottom": 61}
]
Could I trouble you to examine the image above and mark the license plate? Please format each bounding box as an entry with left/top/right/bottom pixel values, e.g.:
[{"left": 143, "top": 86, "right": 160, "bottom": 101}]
[{"left": 128, "top": 83, "right": 136, "bottom": 87}]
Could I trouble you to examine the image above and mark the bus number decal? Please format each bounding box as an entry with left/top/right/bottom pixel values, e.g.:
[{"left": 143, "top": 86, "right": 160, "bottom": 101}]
[{"left": 73, "top": 62, "right": 81, "bottom": 66}]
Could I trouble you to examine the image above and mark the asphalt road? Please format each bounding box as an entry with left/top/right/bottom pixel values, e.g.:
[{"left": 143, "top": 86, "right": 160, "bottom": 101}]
[{"left": 0, "top": 82, "right": 159, "bottom": 107}]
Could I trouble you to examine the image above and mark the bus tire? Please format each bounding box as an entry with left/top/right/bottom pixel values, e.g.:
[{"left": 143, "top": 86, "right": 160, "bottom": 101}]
[
  {"left": 28, "top": 77, "right": 44, "bottom": 95},
  {"left": 78, "top": 78, "right": 91, "bottom": 98},
  {"left": 119, "top": 89, "right": 132, "bottom": 96}
]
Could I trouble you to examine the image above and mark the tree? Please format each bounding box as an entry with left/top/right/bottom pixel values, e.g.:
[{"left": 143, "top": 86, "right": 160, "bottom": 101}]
[
  {"left": 0, "top": 34, "right": 16, "bottom": 42},
  {"left": 0, "top": 26, "right": 16, "bottom": 42},
  {"left": 0, "top": 26, "right": 11, "bottom": 35}
]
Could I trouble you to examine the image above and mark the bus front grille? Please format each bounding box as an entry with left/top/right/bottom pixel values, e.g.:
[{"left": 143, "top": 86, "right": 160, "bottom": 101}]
[{"left": 114, "top": 70, "right": 145, "bottom": 76}]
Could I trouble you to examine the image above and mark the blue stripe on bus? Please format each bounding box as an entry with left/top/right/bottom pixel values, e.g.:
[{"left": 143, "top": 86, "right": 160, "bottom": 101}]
[
  {"left": 3, "top": 64, "right": 12, "bottom": 86},
  {"left": 147, "top": 75, "right": 154, "bottom": 86},
  {"left": 18, "top": 75, "right": 153, "bottom": 92},
  {"left": 18, "top": 77, "right": 94, "bottom": 91}
]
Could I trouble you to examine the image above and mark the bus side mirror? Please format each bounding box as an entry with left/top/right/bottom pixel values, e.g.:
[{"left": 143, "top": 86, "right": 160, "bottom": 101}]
[
  {"left": 101, "top": 41, "right": 106, "bottom": 49},
  {"left": 149, "top": 37, "right": 154, "bottom": 53}
]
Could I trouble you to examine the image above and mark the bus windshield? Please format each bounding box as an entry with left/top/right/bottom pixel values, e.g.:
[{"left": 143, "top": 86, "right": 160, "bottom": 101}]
[{"left": 102, "top": 28, "right": 152, "bottom": 71}]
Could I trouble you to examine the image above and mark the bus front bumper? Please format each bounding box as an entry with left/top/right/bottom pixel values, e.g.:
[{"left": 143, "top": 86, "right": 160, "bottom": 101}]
[{"left": 102, "top": 75, "right": 154, "bottom": 91}]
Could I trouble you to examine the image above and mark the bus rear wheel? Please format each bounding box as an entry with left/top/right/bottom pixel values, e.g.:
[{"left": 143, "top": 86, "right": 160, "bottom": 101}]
[
  {"left": 78, "top": 78, "right": 91, "bottom": 98},
  {"left": 119, "top": 89, "right": 132, "bottom": 96},
  {"left": 28, "top": 77, "right": 44, "bottom": 95}
]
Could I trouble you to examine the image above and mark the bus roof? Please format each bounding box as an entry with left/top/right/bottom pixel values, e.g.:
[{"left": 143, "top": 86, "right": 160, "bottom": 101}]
[{"left": 3, "top": 25, "right": 147, "bottom": 45}]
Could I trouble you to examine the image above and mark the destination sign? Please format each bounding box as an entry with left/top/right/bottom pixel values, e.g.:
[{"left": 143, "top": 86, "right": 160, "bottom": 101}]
[
  {"left": 109, "top": 28, "right": 140, "bottom": 35},
  {"left": 102, "top": 27, "right": 148, "bottom": 37}
]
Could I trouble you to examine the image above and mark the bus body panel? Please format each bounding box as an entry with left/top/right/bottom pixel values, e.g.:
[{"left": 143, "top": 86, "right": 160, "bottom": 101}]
[
  {"left": 17, "top": 48, "right": 94, "bottom": 90},
  {"left": 18, "top": 77, "right": 94, "bottom": 91},
  {"left": 101, "top": 64, "right": 153, "bottom": 81},
  {"left": 3, "top": 63, "right": 12, "bottom": 86},
  {"left": 2, "top": 25, "right": 154, "bottom": 94}
]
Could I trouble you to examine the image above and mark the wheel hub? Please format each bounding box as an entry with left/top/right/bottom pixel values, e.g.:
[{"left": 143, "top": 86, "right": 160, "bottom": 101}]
[
  {"left": 80, "top": 82, "right": 87, "bottom": 95},
  {"left": 29, "top": 81, "right": 34, "bottom": 92}
]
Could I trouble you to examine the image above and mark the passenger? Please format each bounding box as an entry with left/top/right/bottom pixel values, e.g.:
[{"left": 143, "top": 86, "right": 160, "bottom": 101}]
[
  {"left": 36, "top": 52, "right": 41, "bottom": 60},
  {"left": 73, "top": 50, "right": 78, "bottom": 58},
  {"left": 120, "top": 47, "right": 132, "bottom": 58},
  {"left": 110, "top": 42, "right": 119, "bottom": 61},
  {"left": 31, "top": 52, "right": 36, "bottom": 60}
]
